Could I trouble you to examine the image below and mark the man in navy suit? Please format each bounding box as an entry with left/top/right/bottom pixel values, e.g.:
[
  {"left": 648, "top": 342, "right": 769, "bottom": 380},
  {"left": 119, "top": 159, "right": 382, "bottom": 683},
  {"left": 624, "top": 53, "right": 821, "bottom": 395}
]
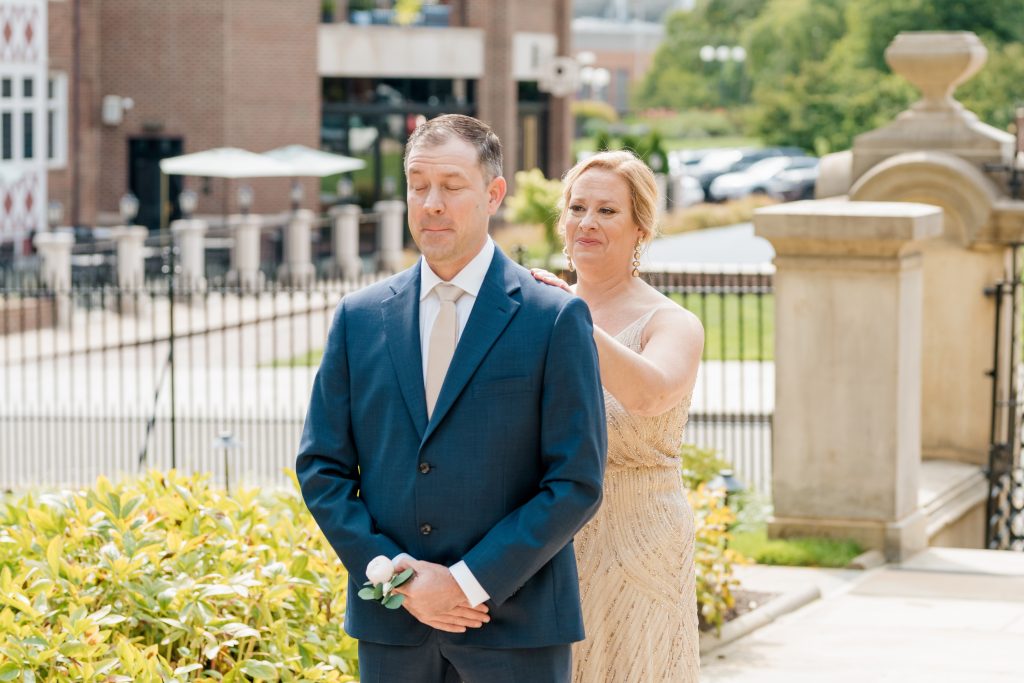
[{"left": 296, "top": 114, "right": 606, "bottom": 682}]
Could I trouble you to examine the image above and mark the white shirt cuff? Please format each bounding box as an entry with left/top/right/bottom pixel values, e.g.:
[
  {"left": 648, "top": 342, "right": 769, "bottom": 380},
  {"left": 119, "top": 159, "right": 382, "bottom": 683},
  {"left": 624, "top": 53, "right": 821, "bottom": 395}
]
[{"left": 449, "top": 560, "right": 490, "bottom": 607}]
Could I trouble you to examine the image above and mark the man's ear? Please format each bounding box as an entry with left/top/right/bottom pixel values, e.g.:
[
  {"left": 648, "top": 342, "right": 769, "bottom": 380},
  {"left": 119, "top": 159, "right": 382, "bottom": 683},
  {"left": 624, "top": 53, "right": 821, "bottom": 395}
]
[{"left": 486, "top": 176, "right": 508, "bottom": 215}]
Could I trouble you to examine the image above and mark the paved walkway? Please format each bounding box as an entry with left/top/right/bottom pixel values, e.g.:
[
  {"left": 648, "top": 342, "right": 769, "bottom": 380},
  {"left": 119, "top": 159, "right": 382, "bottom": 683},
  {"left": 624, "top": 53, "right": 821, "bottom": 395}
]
[{"left": 701, "top": 548, "right": 1024, "bottom": 682}]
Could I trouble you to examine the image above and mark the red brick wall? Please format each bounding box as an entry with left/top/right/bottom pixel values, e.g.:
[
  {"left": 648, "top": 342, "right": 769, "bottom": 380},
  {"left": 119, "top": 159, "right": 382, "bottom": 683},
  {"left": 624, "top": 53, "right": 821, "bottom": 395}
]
[
  {"left": 224, "top": 0, "right": 320, "bottom": 214},
  {"left": 47, "top": 0, "right": 72, "bottom": 221},
  {"left": 55, "top": 0, "right": 318, "bottom": 225}
]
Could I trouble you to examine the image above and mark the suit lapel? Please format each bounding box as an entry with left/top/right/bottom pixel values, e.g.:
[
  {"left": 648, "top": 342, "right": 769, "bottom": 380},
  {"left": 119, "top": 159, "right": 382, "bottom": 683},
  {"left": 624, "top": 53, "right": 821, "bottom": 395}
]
[
  {"left": 422, "top": 249, "right": 522, "bottom": 444},
  {"left": 381, "top": 263, "right": 429, "bottom": 439}
]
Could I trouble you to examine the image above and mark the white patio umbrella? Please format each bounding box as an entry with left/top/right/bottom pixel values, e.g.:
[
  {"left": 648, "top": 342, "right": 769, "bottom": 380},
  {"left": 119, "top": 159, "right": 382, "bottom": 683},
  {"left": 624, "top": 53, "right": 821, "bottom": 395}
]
[
  {"left": 262, "top": 144, "right": 366, "bottom": 177},
  {"left": 159, "top": 147, "right": 294, "bottom": 179},
  {"left": 157, "top": 148, "right": 296, "bottom": 232}
]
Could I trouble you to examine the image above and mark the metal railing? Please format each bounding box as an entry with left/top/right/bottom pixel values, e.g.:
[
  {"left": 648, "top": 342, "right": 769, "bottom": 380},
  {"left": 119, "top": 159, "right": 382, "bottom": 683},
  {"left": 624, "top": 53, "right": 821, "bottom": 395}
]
[{"left": 1, "top": 264, "right": 774, "bottom": 494}]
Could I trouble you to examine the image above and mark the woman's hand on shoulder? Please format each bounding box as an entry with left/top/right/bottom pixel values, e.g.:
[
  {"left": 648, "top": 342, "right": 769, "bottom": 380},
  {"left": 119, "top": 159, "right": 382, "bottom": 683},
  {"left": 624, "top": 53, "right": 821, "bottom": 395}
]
[{"left": 530, "top": 268, "right": 572, "bottom": 294}]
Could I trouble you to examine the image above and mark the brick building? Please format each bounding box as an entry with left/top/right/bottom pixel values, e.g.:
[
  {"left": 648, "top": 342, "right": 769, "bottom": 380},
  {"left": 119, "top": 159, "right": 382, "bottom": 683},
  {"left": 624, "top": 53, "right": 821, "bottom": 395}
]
[{"left": 0, "top": 0, "right": 574, "bottom": 242}]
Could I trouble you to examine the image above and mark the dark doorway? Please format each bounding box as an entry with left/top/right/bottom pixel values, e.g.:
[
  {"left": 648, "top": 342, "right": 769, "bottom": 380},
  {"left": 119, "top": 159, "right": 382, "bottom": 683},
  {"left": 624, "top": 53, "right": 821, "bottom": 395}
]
[{"left": 128, "top": 137, "right": 183, "bottom": 231}]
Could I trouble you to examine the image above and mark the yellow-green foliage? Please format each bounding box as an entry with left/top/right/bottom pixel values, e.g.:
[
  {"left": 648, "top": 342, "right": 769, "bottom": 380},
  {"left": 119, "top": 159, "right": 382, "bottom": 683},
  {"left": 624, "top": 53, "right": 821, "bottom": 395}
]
[
  {"left": 687, "top": 485, "right": 743, "bottom": 634},
  {"left": 0, "top": 472, "right": 357, "bottom": 682},
  {"left": 505, "top": 169, "right": 564, "bottom": 263}
]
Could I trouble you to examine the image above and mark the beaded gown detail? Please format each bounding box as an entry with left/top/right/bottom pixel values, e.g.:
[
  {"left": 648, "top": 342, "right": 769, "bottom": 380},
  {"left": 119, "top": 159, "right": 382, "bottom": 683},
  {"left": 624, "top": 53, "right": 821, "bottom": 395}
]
[{"left": 572, "top": 309, "right": 699, "bottom": 683}]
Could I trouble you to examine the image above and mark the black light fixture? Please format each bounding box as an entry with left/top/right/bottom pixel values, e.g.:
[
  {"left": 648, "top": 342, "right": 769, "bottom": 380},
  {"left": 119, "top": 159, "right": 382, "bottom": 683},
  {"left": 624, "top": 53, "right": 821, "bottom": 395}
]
[
  {"left": 238, "top": 185, "right": 254, "bottom": 215},
  {"left": 119, "top": 192, "right": 139, "bottom": 225},
  {"left": 47, "top": 200, "right": 64, "bottom": 230},
  {"left": 336, "top": 176, "right": 354, "bottom": 204},
  {"left": 708, "top": 468, "right": 744, "bottom": 506},
  {"left": 178, "top": 189, "right": 198, "bottom": 219}
]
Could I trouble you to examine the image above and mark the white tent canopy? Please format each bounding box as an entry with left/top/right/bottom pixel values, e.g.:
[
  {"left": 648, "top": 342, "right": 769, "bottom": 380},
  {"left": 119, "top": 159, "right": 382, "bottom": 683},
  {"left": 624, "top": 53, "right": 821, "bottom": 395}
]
[
  {"left": 262, "top": 145, "right": 366, "bottom": 177},
  {"left": 159, "top": 147, "right": 294, "bottom": 178}
]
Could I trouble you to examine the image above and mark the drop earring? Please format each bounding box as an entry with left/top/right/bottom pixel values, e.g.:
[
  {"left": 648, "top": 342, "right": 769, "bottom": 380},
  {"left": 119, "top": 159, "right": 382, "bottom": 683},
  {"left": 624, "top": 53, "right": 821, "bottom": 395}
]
[
  {"left": 563, "top": 245, "right": 575, "bottom": 273},
  {"left": 631, "top": 239, "right": 641, "bottom": 278}
]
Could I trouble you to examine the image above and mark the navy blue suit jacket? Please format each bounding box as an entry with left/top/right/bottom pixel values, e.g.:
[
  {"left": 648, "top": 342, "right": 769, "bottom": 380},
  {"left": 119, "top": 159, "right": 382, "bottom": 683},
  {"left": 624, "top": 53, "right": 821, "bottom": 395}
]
[{"left": 296, "top": 247, "right": 607, "bottom": 648}]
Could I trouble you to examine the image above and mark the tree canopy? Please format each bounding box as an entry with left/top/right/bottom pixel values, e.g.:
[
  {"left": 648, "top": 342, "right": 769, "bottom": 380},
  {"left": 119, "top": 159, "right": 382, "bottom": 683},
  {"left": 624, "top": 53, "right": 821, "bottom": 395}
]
[{"left": 635, "top": 0, "right": 1024, "bottom": 151}]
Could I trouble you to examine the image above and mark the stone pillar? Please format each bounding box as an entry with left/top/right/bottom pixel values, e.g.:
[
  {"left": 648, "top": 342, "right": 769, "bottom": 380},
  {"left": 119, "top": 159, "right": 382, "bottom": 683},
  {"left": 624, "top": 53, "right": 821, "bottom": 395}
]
[
  {"left": 654, "top": 173, "right": 668, "bottom": 215},
  {"left": 229, "top": 214, "right": 264, "bottom": 291},
  {"left": 110, "top": 225, "right": 148, "bottom": 289},
  {"left": 33, "top": 231, "right": 74, "bottom": 329},
  {"left": 754, "top": 200, "right": 943, "bottom": 560},
  {"left": 330, "top": 204, "right": 362, "bottom": 281},
  {"left": 374, "top": 200, "right": 406, "bottom": 274},
  {"left": 279, "top": 209, "right": 317, "bottom": 287},
  {"left": 171, "top": 218, "right": 208, "bottom": 291},
  {"left": 33, "top": 231, "right": 74, "bottom": 291}
]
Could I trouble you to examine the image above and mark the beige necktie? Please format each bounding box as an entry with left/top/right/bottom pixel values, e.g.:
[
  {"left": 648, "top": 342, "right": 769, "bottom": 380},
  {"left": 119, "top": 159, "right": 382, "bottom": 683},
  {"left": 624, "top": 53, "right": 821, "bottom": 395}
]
[{"left": 425, "top": 283, "right": 464, "bottom": 418}]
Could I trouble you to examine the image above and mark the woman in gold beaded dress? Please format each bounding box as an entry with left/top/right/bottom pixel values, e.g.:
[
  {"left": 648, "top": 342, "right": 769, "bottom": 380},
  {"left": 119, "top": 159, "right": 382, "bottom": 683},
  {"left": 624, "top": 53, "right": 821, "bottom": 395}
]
[{"left": 532, "top": 150, "right": 704, "bottom": 682}]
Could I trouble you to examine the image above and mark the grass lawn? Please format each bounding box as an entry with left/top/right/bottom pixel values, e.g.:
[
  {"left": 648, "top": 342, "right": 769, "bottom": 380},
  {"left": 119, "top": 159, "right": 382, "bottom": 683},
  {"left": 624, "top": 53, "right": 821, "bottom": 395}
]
[
  {"left": 672, "top": 292, "right": 774, "bottom": 362},
  {"left": 731, "top": 527, "right": 863, "bottom": 568},
  {"left": 276, "top": 293, "right": 773, "bottom": 367}
]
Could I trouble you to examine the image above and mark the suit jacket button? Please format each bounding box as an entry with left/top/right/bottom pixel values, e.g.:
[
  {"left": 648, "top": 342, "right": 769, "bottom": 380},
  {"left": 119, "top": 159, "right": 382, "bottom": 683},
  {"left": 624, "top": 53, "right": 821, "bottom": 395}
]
[
  {"left": 420, "top": 523, "right": 433, "bottom": 535},
  {"left": 419, "top": 462, "right": 432, "bottom": 474}
]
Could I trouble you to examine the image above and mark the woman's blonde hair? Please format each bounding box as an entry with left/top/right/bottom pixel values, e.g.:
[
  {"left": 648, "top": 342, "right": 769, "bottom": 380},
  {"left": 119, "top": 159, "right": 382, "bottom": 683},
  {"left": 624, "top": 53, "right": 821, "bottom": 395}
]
[{"left": 557, "top": 149, "right": 659, "bottom": 244}]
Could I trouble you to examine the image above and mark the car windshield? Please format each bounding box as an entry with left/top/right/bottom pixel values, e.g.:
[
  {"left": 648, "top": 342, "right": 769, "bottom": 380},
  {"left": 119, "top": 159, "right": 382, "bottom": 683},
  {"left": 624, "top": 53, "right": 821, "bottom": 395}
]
[
  {"left": 743, "top": 157, "right": 792, "bottom": 179},
  {"left": 696, "top": 150, "right": 743, "bottom": 172}
]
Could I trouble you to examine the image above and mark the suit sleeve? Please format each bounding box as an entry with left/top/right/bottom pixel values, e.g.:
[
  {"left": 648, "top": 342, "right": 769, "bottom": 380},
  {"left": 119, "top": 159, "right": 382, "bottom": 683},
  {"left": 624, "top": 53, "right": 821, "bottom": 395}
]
[
  {"left": 296, "top": 298, "right": 405, "bottom": 580},
  {"left": 462, "top": 295, "right": 607, "bottom": 606}
]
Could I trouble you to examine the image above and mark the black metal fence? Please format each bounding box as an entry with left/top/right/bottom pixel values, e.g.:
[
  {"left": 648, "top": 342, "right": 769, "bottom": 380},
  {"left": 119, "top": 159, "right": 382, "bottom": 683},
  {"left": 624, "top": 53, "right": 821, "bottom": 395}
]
[
  {"left": 1, "top": 262, "right": 774, "bottom": 495},
  {"left": 644, "top": 268, "right": 774, "bottom": 495}
]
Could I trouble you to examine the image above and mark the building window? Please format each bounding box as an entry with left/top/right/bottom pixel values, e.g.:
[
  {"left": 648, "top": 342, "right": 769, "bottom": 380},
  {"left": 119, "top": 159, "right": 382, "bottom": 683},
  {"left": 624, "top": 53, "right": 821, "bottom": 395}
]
[
  {"left": 1, "top": 112, "right": 10, "bottom": 160},
  {"left": 47, "top": 73, "right": 67, "bottom": 167},
  {"left": 1, "top": 79, "right": 10, "bottom": 99},
  {"left": 22, "top": 77, "right": 33, "bottom": 99},
  {"left": 23, "top": 111, "right": 33, "bottom": 159}
]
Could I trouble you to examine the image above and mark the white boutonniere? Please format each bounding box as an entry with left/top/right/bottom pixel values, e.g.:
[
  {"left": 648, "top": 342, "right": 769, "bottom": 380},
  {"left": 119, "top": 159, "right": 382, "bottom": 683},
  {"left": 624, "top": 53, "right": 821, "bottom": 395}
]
[{"left": 359, "top": 555, "right": 415, "bottom": 609}]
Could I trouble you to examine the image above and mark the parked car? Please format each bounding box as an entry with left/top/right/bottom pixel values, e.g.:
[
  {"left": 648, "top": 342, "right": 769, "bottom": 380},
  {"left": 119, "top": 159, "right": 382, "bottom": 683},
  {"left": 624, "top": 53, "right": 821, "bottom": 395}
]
[
  {"left": 669, "top": 173, "right": 706, "bottom": 208},
  {"left": 693, "top": 146, "right": 807, "bottom": 196},
  {"left": 708, "top": 156, "right": 818, "bottom": 202},
  {"left": 765, "top": 163, "right": 820, "bottom": 201},
  {"left": 668, "top": 148, "right": 720, "bottom": 176}
]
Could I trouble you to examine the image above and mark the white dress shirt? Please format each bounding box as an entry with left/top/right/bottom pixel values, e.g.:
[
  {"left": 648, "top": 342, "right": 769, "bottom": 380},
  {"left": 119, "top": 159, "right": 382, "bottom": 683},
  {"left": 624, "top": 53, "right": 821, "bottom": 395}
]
[{"left": 411, "top": 236, "right": 495, "bottom": 608}]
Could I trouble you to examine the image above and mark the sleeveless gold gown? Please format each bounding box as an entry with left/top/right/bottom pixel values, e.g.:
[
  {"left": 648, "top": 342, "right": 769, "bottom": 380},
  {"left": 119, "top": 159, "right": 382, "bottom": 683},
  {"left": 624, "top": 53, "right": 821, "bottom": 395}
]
[{"left": 572, "top": 309, "right": 700, "bottom": 682}]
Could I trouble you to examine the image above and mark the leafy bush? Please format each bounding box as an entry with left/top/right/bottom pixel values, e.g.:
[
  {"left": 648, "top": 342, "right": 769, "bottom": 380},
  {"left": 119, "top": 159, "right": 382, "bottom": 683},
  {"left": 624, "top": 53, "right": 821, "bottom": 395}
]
[
  {"left": 687, "top": 485, "right": 743, "bottom": 633},
  {"left": 505, "top": 169, "right": 564, "bottom": 266},
  {"left": 680, "top": 443, "right": 732, "bottom": 491},
  {"left": 0, "top": 472, "right": 358, "bottom": 681}
]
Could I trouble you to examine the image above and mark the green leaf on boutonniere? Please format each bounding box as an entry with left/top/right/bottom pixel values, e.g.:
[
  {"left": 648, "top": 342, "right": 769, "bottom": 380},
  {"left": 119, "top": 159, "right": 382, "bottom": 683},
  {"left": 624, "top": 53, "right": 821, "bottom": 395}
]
[
  {"left": 391, "top": 568, "right": 414, "bottom": 588},
  {"left": 357, "top": 587, "right": 376, "bottom": 600},
  {"left": 373, "top": 584, "right": 384, "bottom": 600},
  {"left": 383, "top": 594, "right": 405, "bottom": 609}
]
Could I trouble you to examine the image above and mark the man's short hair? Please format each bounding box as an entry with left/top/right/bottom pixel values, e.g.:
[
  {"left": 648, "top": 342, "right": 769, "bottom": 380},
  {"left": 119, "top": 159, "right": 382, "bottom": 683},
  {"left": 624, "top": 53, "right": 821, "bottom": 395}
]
[{"left": 404, "top": 114, "right": 503, "bottom": 182}]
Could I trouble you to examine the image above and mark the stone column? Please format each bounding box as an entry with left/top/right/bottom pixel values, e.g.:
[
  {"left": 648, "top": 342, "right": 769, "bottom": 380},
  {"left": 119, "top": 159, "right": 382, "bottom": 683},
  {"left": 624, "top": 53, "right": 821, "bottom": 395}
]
[
  {"left": 754, "top": 200, "right": 943, "bottom": 560},
  {"left": 374, "top": 200, "right": 406, "bottom": 274},
  {"left": 229, "top": 214, "right": 264, "bottom": 291},
  {"left": 110, "top": 225, "right": 148, "bottom": 289},
  {"left": 654, "top": 173, "right": 668, "bottom": 215},
  {"left": 329, "top": 204, "right": 362, "bottom": 281},
  {"left": 279, "top": 209, "right": 317, "bottom": 287},
  {"left": 33, "top": 231, "right": 74, "bottom": 329},
  {"left": 33, "top": 231, "right": 74, "bottom": 291},
  {"left": 171, "top": 218, "right": 208, "bottom": 291}
]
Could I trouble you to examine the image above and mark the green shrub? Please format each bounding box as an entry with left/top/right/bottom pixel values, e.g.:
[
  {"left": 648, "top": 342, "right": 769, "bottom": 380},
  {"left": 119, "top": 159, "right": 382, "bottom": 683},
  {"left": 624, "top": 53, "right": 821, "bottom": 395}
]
[
  {"left": 0, "top": 472, "right": 358, "bottom": 681},
  {"left": 505, "top": 169, "right": 564, "bottom": 266},
  {"left": 680, "top": 443, "right": 731, "bottom": 491},
  {"left": 687, "top": 485, "right": 743, "bottom": 633}
]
